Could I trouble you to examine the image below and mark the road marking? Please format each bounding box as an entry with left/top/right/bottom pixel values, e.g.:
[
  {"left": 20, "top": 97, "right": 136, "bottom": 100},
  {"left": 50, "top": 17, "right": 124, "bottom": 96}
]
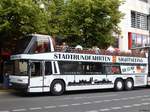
[
  {"left": 86, "top": 94, "right": 117, "bottom": 99},
  {"left": 86, "top": 110, "right": 99, "bottom": 112},
  {"left": 141, "top": 102, "right": 150, "bottom": 105},
  {"left": 58, "top": 105, "right": 69, "bottom": 107},
  {"left": 44, "top": 106, "right": 56, "bottom": 109},
  {"left": 12, "top": 109, "right": 26, "bottom": 112},
  {"left": 1, "top": 94, "right": 150, "bottom": 112},
  {"left": 104, "top": 100, "right": 112, "bottom": 102},
  {"left": 82, "top": 102, "right": 92, "bottom": 105},
  {"left": 0, "top": 111, "right": 10, "bottom": 112},
  {"left": 120, "top": 98, "right": 129, "bottom": 100},
  {"left": 128, "top": 97, "right": 135, "bottom": 99},
  {"left": 132, "top": 104, "right": 142, "bottom": 107},
  {"left": 2, "top": 94, "right": 149, "bottom": 104},
  {"left": 112, "top": 99, "right": 120, "bottom": 101},
  {"left": 134, "top": 96, "right": 143, "bottom": 98},
  {"left": 61, "top": 94, "right": 117, "bottom": 100},
  {"left": 93, "top": 101, "right": 102, "bottom": 103},
  {"left": 29, "top": 107, "right": 42, "bottom": 110},
  {"left": 123, "top": 105, "right": 132, "bottom": 108},
  {"left": 86, "top": 102, "right": 150, "bottom": 112},
  {"left": 99, "top": 109, "right": 110, "bottom": 111},
  {"left": 142, "top": 98, "right": 150, "bottom": 101},
  {"left": 73, "top": 97, "right": 83, "bottom": 99},
  {"left": 111, "top": 107, "right": 122, "bottom": 110},
  {"left": 71, "top": 103, "right": 81, "bottom": 106},
  {"left": 143, "top": 95, "right": 149, "bottom": 97}
]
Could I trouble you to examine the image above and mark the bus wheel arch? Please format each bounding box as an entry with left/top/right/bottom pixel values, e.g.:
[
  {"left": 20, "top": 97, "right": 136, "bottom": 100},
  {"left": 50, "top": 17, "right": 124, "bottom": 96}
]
[
  {"left": 50, "top": 79, "right": 66, "bottom": 96},
  {"left": 125, "top": 78, "right": 134, "bottom": 90},
  {"left": 114, "top": 78, "right": 124, "bottom": 91}
]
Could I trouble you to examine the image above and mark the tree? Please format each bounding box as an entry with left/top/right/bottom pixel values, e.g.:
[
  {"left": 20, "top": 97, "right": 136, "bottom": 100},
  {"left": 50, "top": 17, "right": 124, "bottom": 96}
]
[
  {"left": 59, "top": 0, "right": 123, "bottom": 48},
  {"left": 0, "top": 0, "right": 123, "bottom": 51},
  {"left": 0, "top": 0, "right": 49, "bottom": 50}
]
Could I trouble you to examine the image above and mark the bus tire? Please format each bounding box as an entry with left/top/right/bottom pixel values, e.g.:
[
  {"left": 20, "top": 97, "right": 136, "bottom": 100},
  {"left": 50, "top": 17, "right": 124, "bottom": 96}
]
[
  {"left": 125, "top": 78, "right": 134, "bottom": 90},
  {"left": 114, "top": 79, "right": 124, "bottom": 91},
  {"left": 50, "top": 80, "right": 65, "bottom": 96}
]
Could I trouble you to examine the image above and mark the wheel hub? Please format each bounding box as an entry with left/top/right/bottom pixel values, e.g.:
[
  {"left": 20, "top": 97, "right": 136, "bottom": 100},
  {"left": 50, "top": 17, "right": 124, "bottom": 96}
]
[
  {"left": 54, "top": 83, "right": 62, "bottom": 92},
  {"left": 127, "top": 81, "right": 132, "bottom": 88},
  {"left": 117, "top": 81, "right": 123, "bottom": 89}
]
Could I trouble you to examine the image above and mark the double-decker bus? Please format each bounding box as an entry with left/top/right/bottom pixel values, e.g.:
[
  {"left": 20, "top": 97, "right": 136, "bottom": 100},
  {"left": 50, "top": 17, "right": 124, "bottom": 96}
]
[{"left": 9, "top": 34, "right": 148, "bottom": 95}]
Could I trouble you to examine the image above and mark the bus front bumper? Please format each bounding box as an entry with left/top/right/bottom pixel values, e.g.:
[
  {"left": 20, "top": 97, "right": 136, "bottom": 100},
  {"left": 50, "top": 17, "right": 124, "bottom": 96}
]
[{"left": 10, "top": 82, "right": 28, "bottom": 92}]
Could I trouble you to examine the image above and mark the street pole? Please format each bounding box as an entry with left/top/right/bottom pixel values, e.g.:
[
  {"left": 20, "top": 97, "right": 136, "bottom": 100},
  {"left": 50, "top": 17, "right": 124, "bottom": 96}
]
[{"left": 148, "top": 13, "right": 150, "bottom": 76}]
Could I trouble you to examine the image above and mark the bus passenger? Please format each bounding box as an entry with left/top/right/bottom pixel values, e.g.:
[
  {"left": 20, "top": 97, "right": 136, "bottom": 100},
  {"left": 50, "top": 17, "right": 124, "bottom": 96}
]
[
  {"left": 75, "top": 45, "right": 83, "bottom": 50},
  {"left": 61, "top": 42, "right": 68, "bottom": 52},
  {"left": 92, "top": 46, "right": 100, "bottom": 54}
]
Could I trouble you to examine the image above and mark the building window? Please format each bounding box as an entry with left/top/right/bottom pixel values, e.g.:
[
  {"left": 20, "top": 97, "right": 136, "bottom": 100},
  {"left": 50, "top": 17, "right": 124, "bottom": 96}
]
[
  {"left": 139, "top": 0, "right": 148, "bottom": 3},
  {"left": 131, "top": 11, "right": 148, "bottom": 30},
  {"left": 128, "top": 32, "right": 149, "bottom": 49},
  {"left": 131, "top": 11, "right": 136, "bottom": 28}
]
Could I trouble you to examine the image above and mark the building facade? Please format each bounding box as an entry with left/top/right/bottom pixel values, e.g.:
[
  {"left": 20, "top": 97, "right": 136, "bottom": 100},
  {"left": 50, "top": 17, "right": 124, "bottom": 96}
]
[{"left": 119, "top": 0, "right": 150, "bottom": 51}]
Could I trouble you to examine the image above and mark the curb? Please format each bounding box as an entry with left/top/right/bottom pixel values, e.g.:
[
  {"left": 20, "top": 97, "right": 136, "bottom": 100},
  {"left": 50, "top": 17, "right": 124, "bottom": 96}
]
[
  {"left": 0, "top": 88, "right": 14, "bottom": 95},
  {"left": 0, "top": 91, "right": 10, "bottom": 95},
  {"left": 0, "top": 90, "right": 15, "bottom": 95}
]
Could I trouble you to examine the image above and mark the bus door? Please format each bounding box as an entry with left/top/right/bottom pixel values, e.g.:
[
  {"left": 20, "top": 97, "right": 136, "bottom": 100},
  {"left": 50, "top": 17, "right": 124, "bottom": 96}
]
[
  {"left": 29, "top": 61, "right": 45, "bottom": 92},
  {"left": 43, "top": 61, "right": 53, "bottom": 92}
]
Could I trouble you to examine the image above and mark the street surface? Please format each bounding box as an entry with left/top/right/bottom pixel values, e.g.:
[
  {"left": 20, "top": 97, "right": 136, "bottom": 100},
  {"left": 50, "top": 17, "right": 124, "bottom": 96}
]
[{"left": 0, "top": 88, "right": 150, "bottom": 112}]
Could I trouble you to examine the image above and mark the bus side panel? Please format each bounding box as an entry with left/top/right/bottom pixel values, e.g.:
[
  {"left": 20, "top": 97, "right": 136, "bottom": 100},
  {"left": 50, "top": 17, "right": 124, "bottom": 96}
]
[
  {"left": 147, "top": 77, "right": 150, "bottom": 86},
  {"left": 46, "top": 74, "right": 114, "bottom": 91},
  {"left": 106, "top": 74, "right": 147, "bottom": 87},
  {"left": 29, "top": 77, "right": 43, "bottom": 92},
  {"left": 65, "top": 75, "right": 114, "bottom": 91},
  {"left": 134, "top": 74, "right": 147, "bottom": 86}
]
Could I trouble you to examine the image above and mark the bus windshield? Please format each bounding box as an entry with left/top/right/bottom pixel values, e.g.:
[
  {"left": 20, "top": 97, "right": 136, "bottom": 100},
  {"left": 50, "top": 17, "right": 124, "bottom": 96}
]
[{"left": 13, "top": 60, "right": 28, "bottom": 76}]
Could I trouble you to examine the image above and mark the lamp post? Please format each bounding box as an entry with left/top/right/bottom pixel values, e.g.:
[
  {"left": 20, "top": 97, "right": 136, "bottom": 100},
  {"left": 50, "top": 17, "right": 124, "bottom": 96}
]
[
  {"left": 148, "top": 14, "right": 150, "bottom": 45},
  {"left": 147, "top": 13, "right": 150, "bottom": 76}
]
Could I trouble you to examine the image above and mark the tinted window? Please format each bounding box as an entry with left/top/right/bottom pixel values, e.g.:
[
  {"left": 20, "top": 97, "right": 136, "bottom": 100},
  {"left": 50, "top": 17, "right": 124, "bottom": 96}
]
[
  {"left": 45, "top": 62, "right": 52, "bottom": 75},
  {"left": 105, "top": 65, "right": 121, "bottom": 75},
  {"left": 82, "top": 62, "right": 103, "bottom": 75},
  {"left": 31, "top": 62, "right": 42, "bottom": 77},
  {"left": 59, "top": 61, "right": 81, "bottom": 74},
  {"left": 59, "top": 61, "right": 103, "bottom": 75}
]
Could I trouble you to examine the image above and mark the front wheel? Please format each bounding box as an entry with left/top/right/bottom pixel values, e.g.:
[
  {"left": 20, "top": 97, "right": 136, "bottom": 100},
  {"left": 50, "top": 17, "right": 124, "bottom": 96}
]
[{"left": 50, "top": 80, "right": 65, "bottom": 96}]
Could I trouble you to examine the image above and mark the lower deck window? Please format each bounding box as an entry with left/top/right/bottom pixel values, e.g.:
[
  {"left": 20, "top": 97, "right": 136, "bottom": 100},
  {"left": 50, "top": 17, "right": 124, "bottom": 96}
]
[{"left": 59, "top": 61, "right": 103, "bottom": 75}]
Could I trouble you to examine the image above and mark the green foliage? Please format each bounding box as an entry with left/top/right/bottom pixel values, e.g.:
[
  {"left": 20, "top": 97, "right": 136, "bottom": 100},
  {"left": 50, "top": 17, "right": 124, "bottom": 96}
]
[
  {"left": 54, "top": 0, "right": 123, "bottom": 48},
  {"left": 46, "top": 0, "right": 65, "bottom": 35},
  {"left": 0, "top": 0, "right": 49, "bottom": 47},
  {"left": 0, "top": 0, "right": 123, "bottom": 50}
]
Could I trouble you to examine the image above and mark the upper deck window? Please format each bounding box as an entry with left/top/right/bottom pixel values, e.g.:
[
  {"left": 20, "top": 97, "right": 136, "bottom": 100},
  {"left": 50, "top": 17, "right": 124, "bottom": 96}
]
[
  {"left": 22, "top": 35, "right": 52, "bottom": 54},
  {"left": 29, "top": 37, "right": 51, "bottom": 53}
]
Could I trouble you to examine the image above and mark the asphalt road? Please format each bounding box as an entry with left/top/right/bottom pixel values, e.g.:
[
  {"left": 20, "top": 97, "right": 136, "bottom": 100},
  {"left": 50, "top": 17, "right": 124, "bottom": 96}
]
[{"left": 1, "top": 88, "right": 150, "bottom": 112}]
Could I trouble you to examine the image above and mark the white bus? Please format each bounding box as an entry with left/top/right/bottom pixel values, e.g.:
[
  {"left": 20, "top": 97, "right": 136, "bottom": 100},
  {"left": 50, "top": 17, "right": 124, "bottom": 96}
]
[{"left": 9, "top": 34, "right": 148, "bottom": 95}]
